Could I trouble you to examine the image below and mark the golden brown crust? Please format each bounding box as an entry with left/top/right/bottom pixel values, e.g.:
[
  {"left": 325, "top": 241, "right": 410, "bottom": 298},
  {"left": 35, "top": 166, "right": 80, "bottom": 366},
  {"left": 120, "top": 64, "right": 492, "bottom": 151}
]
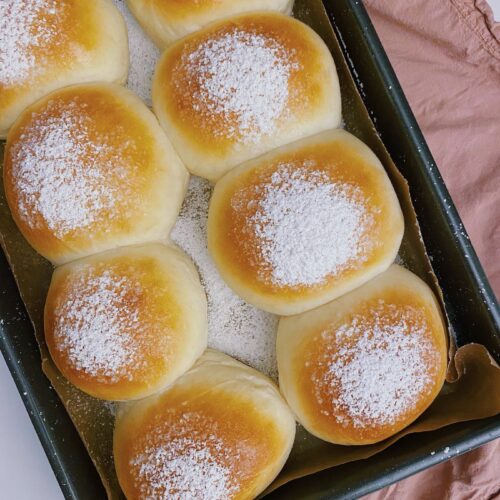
[
  {"left": 4, "top": 83, "right": 188, "bottom": 264},
  {"left": 0, "top": 0, "right": 128, "bottom": 137},
  {"left": 145, "top": 0, "right": 293, "bottom": 21},
  {"left": 127, "top": 0, "right": 294, "bottom": 47},
  {"left": 114, "top": 350, "right": 296, "bottom": 498},
  {"left": 153, "top": 12, "right": 341, "bottom": 180},
  {"left": 208, "top": 129, "right": 404, "bottom": 315},
  {"left": 277, "top": 265, "right": 448, "bottom": 445},
  {"left": 44, "top": 244, "right": 207, "bottom": 401}
]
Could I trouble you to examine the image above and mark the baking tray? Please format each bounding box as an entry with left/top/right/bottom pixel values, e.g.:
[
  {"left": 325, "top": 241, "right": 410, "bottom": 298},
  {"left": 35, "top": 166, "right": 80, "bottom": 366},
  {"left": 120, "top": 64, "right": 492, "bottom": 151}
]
[{"left": 0, "top": 0, "right": 498, "bottom": 499}]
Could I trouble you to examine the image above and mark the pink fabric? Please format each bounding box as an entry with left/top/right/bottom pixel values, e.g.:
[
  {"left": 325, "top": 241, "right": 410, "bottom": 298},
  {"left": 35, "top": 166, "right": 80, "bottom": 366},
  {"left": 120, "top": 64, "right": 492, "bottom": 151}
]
[
  {"left": 363, "top": 0, "right": 500, "bottom": 297},
  {"left": 363, "top": 440, "right": 500, "bottom": 500},
  {"left": 361, "top": 0, "right": 500, "bottom": 498}
]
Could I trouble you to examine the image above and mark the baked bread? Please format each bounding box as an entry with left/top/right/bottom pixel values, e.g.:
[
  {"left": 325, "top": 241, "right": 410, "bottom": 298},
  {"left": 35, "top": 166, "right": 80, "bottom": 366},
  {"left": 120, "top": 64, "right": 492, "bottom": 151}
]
[
  {"left": 152, "top": 12, "right": 341, "bottom": 181},
  {"left": 114, "top": 349, "right": 296, "bottom": 498},
  {"left": 4, "top": 83, "right": 188, "bottom": 265},
  {"left": 44, "top": 243, "right": 207, "bottom": 401},
  {"left": 208, "top": 129, "right": 404, "bottom": 316},
  {"left": 0, "top": 0, "right": 128, "bottom": 138},
  {"left": 277, "top": 265, "right": 448, "bottom": 445},
  {"left": 127, "top": 0, "right": 294, "bottom": 47}
]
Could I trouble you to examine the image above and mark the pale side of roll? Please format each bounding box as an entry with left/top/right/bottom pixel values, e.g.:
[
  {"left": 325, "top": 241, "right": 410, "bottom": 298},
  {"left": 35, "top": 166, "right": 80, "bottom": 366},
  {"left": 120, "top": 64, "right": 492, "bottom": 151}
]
[
  {"left": 4, "top": 82, "right": 188, "bottom": 265},
  {"left": 277, "top": 265, "right": 448, "bottom": 445},
  {"left": 114, "top": 349, "right": 296, "bottom": 498},
  {"left": 127, "top": 0, "right": 294, "bottom": 47},
  {"left": 153, "top": 12, "right": 341, "bottom": 181},
  {"left": 44, "top": 243, "right": 208, "bottom": 401},
  {"left": 0, "top": 0, "right": 129, "bottom": 138},
  {"left": 208, "top": 129, "right": 405, "bottom": 315}
]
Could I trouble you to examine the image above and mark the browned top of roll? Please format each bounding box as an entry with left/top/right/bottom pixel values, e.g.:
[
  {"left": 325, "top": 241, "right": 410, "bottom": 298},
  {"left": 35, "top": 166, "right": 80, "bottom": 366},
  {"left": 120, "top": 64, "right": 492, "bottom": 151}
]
[
  {"left": 157, "top": 14, "right": 326, "bottom": 144},
  {"left": 0, "top": 0, "right": 128, "bottom": 136},
  {"left": 4, "top": 83, "right": 187, "bottom": 264},
  {"left": 1, "top": 1, "right": 101, "bottom": 99},
  {"left": 297, "top": 288, "right": 446, "bottom": 443},
  {"left": 44, "top": 244, "right": 207, "bottom": 401}
]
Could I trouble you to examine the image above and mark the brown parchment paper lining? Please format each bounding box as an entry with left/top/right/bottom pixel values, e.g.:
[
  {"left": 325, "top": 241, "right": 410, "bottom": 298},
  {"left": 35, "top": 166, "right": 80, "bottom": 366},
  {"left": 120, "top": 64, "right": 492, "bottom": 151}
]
[{"left": 0, "top": 0, "right": 498, "bottom": 498}]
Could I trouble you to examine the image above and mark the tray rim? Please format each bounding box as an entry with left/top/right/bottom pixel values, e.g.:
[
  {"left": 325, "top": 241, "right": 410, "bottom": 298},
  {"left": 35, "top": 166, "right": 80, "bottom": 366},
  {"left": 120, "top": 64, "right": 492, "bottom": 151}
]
[{"left": 0, "top": 0, "right": 499, "bottom": 499}]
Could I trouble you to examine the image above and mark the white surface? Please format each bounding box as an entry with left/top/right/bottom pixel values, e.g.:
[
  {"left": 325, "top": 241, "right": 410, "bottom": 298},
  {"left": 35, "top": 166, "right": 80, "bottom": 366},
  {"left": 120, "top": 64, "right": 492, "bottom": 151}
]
[
  {"left": 0, "top": 354, "right": 63, "bottom": 500},
  {"left": 488, "top": 0, "right": 500, "bottom": 20}
]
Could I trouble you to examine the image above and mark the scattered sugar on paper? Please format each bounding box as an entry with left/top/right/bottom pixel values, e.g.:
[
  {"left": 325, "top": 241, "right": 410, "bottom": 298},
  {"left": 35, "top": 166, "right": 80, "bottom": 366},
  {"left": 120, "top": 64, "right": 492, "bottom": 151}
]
[
  {"left": 53, "top": 270, "right": 145, "bottom": 382},
  {"left": 240, "top": 163, "right": 374, "bottom": 287},
  {"left": 316, "top": 302, "right": 439, "bottom": 428},
  {"left": 179, "top": 29, "right": 299, "bottom": 143},
  {"left": 10, "top": 99, "right": 134, "bottom": 238},
  {"left": 171, "top": 177, "right": 278, "bottom": 379},
  {"left": 0, "top": 0, "right": 61, "bottom": 85},
  {"left": 113, "top": 0, "right": 161, "bottom": 106}
]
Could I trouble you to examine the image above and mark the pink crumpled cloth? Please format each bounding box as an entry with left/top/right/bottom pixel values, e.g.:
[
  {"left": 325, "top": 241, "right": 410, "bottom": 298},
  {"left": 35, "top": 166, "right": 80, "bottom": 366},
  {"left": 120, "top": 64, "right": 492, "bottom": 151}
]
[
  {"left": 361, "top": 0, "right": 500, "bottom": 498},
  {"left": 363, "top": 0, "right": 500, "bottom": 296}
]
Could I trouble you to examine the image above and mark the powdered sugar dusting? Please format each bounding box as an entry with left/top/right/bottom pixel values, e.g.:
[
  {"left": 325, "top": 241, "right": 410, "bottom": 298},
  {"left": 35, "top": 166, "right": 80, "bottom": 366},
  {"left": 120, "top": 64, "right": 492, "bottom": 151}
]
[
  {"left": 114, "top": 0, "right": 161, "bottom": 106},
  {"left": 130, "top": 412, "right": 240, "bottom": 499},
  {"left": 10, "top": 98, "right": 136, "bottom": 238},
  {"left": 314, "top": 301, "right": 440, "bottom": 428},
  {"left": 132, "top": 437, "right": 238, "bottom": 499},
  {"left": 240, "top": 163, "right": 374, "bottom": 287},
  {"left": 0, "top": 0, "right": 61, "bottom": 85},
  {"left": 171, "top": 177, "right": 278, "bottom": 379},
  {"left": 178, "top": 29, "right": 299, "bottom": 143},
  {"left": 53, "top": 270, "right": 145, "bottom": 381}
]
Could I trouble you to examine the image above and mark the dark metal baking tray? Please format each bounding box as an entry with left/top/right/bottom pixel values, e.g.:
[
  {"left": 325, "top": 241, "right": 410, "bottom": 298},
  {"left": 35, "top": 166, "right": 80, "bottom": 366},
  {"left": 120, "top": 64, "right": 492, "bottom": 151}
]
[{"left": 0, "top": 1, "right": 498, "bottom": 499}]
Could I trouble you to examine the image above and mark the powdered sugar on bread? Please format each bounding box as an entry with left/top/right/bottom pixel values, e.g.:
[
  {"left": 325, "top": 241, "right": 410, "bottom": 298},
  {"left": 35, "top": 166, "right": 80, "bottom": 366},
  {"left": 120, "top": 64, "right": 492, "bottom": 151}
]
[
  {"left": 9, "top": 98, "right": 137, "bottom": 238},
  {"left": 176, "top": 28, "right": 300, "bottom": 143},
  {"left": 0, "top": 0, "right": 61, "bottom": 85},
  {"left": 51, "top": 269, "right": 148, "bottom": 382},
  {"left": 238, "top": 162, "right": 375, "bottom": 287},
  {"left": 313, "top": 301, "right": 440, "bottom": 428}
]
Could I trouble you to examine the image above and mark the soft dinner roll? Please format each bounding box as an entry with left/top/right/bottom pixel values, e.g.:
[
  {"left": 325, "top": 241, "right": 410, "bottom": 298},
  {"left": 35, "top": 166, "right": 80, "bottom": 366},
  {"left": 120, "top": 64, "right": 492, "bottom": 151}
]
[
  {"left": 208, "top": 129, "right": 404, "bottom": 316},
  {"left": 277, "top": 265, "right": 448, "bottom": 446},
  {"left": 127, "top": 0, "right": 294, "bottom": 47},
  {"left": 0, "top": 0, "right": 128, "bottom": 138},
  {"left": 114, "top": 349, "right": 296, "bottom": 499},
  {"left": 44, "top": 244, "right": 207, "bottom": 401},
  {"left": 4, "top": 83, "right": 188, "bottom": 265},
  {"left": 153, "top": 12, "right": 341, "bottom": 181}
]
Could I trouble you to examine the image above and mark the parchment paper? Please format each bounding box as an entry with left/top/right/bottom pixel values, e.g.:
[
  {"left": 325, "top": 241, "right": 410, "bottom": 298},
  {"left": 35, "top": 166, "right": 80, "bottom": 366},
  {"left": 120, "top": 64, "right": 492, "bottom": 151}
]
[{"left": 0, "top": 0, "right": 498, "bottom": 498}]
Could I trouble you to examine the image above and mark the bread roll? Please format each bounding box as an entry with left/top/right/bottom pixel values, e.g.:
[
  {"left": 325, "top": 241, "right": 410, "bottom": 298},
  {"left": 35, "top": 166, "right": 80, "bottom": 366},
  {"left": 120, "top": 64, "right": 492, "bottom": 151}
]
[
  {"left": 127, "top": 0, "right": 294, "bottom": 47},
  {"left": 4, "top": 83, "right": 188, "bottom": 265},
  {"left": 0, "top": 0, "right": 128, "bottom": 138},
  {"left": 277, "top": 265, "right": 448, "bottom": 445},
  {"left": 208, "top": 129, "right": 404, "bottom": 316},
  {"left": 114, "top": 349, "right": 296, "bottom": 498},
  {"left": 44, "top": 244, "right": 207, "bottom": 401},
  {"left": 153, "top": 12, "right": 341, "bottom": 181}
]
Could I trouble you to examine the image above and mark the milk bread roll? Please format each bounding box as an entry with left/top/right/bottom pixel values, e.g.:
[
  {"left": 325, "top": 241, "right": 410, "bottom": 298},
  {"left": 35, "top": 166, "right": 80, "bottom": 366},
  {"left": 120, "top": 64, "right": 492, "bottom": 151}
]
[
  {"left": 0, "top": 0, "right": 129, "bottom": 137},
  {"left": 4, "top": 83, "right": 188, "bottom": 265},
  {"left": 44, "top": 243, "right": 207, "bottom": 401},
  {"left": 114, "top": 349, "right": 296, "bottom": 498},
  {"left": 277, "top": 265, "right": 448, "bottom": 445},
  {"left": 208, "top": 129, "right": 404, "bottom": 315}
]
